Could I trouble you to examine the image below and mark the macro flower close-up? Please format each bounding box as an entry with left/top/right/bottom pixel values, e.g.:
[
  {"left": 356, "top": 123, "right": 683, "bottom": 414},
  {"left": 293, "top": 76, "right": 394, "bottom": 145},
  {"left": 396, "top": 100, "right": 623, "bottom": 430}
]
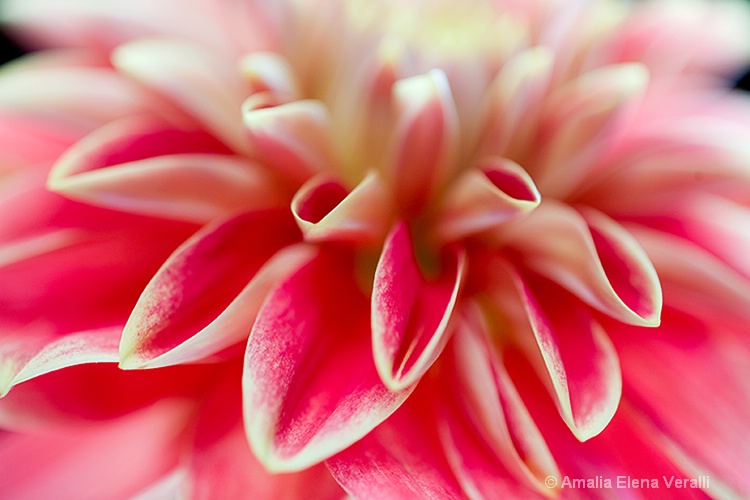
[{"left": 1, "top": 0, "right": 750, "bottom": 498}]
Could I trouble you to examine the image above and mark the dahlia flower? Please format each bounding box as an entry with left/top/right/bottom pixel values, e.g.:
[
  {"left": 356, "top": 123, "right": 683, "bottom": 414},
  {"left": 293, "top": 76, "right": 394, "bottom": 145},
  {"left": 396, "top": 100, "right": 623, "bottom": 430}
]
[{"left": 1, "top": 0, "right": 750, "bottom": 498}]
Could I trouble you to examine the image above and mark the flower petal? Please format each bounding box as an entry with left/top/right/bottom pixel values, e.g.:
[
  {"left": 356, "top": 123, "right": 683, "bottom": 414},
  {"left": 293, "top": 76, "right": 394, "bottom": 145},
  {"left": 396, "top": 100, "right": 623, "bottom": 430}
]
[
  {"left": 112, "top": 38, "right": 250, "bottom": 153},
  {"left": 326, "top": 386, "right": 464, "bottom": 500},
  {"left": 0, "top": 401, "right": 191, "bottom": 500},
  {"left": 611, "top": 308, "right": 750, "bottom": 498},
  {"left": 372, "top": 222, "right": 465, "bottom": 391},
  {"left": 387, "top": 69, "right": 459, "bottom": 213},
  {"left": 49, "top": 116, "right": 283, "bottom": 223},
  {"left": 435, "top": 158, "right": 540, "bottom": 242},
  {"left": 243, "top": 96, "right": 336, "bottom": 185},
  {"left": 184, "top": 365, "right": 343, "bottom": 500},
  {"left": 533, "top": 63, "right": 649, "bottom": 198},
  {"left": 439, "top": 304, "right": 560, "bottom": 496},
  {"left": 500, "top": 201, "right": 662, "bottom": 327},
  {"left": 243, "top": 248, "right": 412, "bottom": 472},
  {"left": 292, "top": 171, "right": 396, "bottom": 245},
  {"left": 483, "top": 259, "right": 623, "bottom": 441},
  {"left": 120, "top": 210, "right": 302, "bottom": 369}
]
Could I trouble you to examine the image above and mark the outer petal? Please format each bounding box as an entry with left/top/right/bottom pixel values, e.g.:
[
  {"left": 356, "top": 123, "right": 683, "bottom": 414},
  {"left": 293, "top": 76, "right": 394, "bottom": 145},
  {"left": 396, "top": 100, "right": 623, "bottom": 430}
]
[
  {"left": 610, "top": 296, "right": 750, "bottom": 497},
  {"left": 243, "top": 248, "right": 412, "bottom": 472},
  {"left": 119, "top": 210, "right": 302, "bottom": 368},
  {"left": 183, "top": 364, "right": 343, "bottom": 500},
  {"left": 326, "top": 385, "right": 464, "bottom": 500},
  {"left": 372, "top": 222, "right": 465, "bottom": 391},
  {"left": 499, "top": 201, "right": 662, "bottom": 327},
  {"left": 112, "top": 38, "right": 251, "bottom": 153},
  {"left": 0, "top": 401, "right": 192, "bottom": 500},
  {"left": 49, "top": 116, "right": 284, "bottom": 223}
]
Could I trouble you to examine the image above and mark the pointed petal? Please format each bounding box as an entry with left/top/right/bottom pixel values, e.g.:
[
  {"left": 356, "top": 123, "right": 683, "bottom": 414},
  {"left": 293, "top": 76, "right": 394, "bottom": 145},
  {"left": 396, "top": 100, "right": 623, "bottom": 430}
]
[
  {"left": 436, "top": 304, "right": 560, "bottom": 496},
  {"left": 0, "top": 401, "right": 191, "bottom": 500},
  {"left": 482, "top": 259, "right": 623, "bottom": 441},
  {"left": 387, "top": 70, "right": 459, "bottom": 212},
  {"left": 243, "top": 96, "right": 336, "bottom": 184},
  {"left": 372, "top": 222, "right": 466, "bottom": 390},
  {"left": 292, "top": 171, "right": 396, "bottom": 245},
  {"left": 500, "top": 201, "right": 662, "bottom": 327},
  {"left": 49, "top": 116, "right": 284, "bottom": 223},
  {"left": 120, "top": 210, "right": 302, "bottom": 368},
  {"left": 184, "top": 365, "right": 343, "bottom": 500},
  {"left": 326, "top": 387, "right": 464, "bottom": 500},
  {"left": 243, "top": 248, "right": 412, "bottom": 472},
  {"left": 112, "top": 38, "right": 250, "bottom": 153},
  {"left": 435, "top": 158, "right": 540, "bottom": 242},
  {"left": 0, "top": 325, "right": 120, "bottom": 398}
]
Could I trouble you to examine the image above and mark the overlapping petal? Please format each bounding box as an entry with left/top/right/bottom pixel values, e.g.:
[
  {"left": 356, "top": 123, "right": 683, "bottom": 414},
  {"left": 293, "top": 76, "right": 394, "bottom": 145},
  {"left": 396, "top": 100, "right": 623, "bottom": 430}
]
[
  {"left": 119, "top": 210, "right": 303, "bottom": 369},
  {"left": 243, "top": 248, "right": 412, "bottom": 472}
]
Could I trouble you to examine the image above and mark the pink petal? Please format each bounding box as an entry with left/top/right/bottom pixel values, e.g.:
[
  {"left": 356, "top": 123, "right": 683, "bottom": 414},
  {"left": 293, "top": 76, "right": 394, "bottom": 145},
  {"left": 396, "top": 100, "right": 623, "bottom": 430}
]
[
  {"left": 0, "top": 113, "right": 80, "bottom": 173},
  {"left": 120, "top": 210, "right": 303, "bottom": 369},
  {"left": 326, "top": 387, "right": 464, "bottom": 500},
  {"left": 387, "top": 70, "right": 459, "bottom": 213},
  {"left": 438, "top": 304, "right": 560, "bottom": 496},
  {"left": 184, "top": 365, "right": 343, "bottom": 500},
  {"left": 479, "top": 47, "right": 553, "bottom": 159},
  {"left": 610, "top": 308, "right": 750, "bottom": 498},
  {"left": 372, "top": 222, "right": 466, "bottom": 390},
  {"left": 500, "top": 201, "right": 662, "bottom": 327},
  {"left": 243, "top": 248, "right": 412, "bottom": 472},
  {"left": 0, "top": 325, "right": 121, "bottom": 397},
  {"left": 506, "top": 353, "right": 709, "bottom": 500},
  {"left": 292, "top": 171, "right": 396, "bottom": 245},
  {"left": 483, "top": 259, "right": 622, "bottom": 441},
  {"left": 49, "top": 116, "right": 283, "bottom": 223},
  {"left": 630, "top": 225, "right": 750, "bottom": 331},
  {"left": 0, "top": 401, "right": 191, "bottom": 500},
  {"left": 532, "top": 63, "right": 648, "bottom": 199},
  {"left": 435, "top": 158, "right": 541, "bottom": 242},
  {"left": 0, "top": 62, "right": 162, "bottom": 131},
  {"left": 0, "top": 362, "right": 216, "bottom": 431},
  {"left": 240, "top": 52, "right": 301, "bottom": 97},
  {"left": 112, "top": 38, "right": 251, "bottom": 153},
  {"left": 243, "top": 96, "right": 336, "bottom": 185}
]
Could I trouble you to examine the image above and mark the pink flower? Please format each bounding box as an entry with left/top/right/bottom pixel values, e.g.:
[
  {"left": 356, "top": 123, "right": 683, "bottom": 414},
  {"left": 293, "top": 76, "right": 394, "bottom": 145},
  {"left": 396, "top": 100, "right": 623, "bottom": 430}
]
[{"left": 1, "top": 0, "right": 750, "bottom": 498}]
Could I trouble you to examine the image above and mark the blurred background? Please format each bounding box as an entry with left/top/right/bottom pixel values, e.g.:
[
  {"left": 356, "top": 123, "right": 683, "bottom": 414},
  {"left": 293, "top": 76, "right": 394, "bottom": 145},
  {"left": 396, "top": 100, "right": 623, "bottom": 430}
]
[{"left": 1, "top": 18, "right": 749, "bottom": 90}]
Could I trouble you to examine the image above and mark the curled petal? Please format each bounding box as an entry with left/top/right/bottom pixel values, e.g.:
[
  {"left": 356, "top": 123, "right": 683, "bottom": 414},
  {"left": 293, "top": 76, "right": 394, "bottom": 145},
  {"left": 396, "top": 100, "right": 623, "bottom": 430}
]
[
  {"left": 534, "top": 63, "right": 649, "bottom": 198},
  {"left": 239, "top": 52, "right": 301, "bottom": 97},
  {"left": 243, "top": 249, "right": 412, "bottom": 472},
  {"left": 387, "top": 69, "right": 459, "bottom": 212},
  {"left": 292, "top": 171, "right": 396, "bottom": 245},
  {"left": 112, "top": 38, "right": 250, "bottom": 153},
  {"left": 120, "top": 210, "right": 302, "bottom": 369},
  {"left": 435, "top": 158, "right": 540, "bottom": 242},
  {"left": 484, "top": 260, "right": 623, "bottom": 441},
  {"left": 243, "top": 96, "right": 336, "bottom": 184},
  {"left": 440, "top": 304, "right": 560, "bottom": 496},
  {"left": 501, "top": 201, "right": 662, "bottom": 327},
  {"left": 372, "top": 222, "right": 465, "bottom": 391}
]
